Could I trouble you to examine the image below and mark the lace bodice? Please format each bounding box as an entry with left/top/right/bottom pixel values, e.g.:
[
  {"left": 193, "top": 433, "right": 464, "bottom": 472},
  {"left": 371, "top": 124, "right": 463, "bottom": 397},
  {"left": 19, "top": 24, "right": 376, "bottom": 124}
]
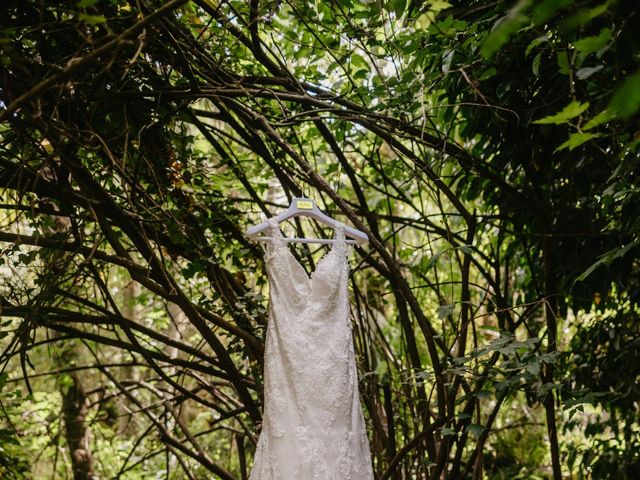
[{"left": 249, "top": 218, "right": 374, "bottom": 479}]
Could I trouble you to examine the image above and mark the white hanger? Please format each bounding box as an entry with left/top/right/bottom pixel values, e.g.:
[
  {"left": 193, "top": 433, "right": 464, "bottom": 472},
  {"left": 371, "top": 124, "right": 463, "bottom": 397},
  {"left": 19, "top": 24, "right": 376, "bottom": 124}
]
[{"left": 246, "top": 196, "right": 368, "bottom": 245}]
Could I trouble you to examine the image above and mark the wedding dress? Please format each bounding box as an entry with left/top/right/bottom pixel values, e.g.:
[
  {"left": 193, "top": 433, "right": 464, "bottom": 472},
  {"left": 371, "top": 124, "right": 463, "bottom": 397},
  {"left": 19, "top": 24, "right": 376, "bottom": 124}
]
[{"left": 249, "top": 218, "right": 374, "bottom": 479}]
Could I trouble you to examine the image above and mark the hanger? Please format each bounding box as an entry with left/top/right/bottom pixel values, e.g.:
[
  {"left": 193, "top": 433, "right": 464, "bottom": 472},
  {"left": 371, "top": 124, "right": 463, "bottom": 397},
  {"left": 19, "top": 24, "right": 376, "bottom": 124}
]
[{"left": 246, "top": 196, "right": 369, "bottom": 245}]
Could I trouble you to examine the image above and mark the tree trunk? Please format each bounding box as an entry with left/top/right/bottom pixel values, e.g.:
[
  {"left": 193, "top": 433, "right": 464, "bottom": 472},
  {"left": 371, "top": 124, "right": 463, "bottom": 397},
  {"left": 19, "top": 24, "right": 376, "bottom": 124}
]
[
  {"left": 63, "top": 373, "right": 95, "bottom": 480},
  {"left": 543, "top": 235, "right": 562, "bottom": 480}
]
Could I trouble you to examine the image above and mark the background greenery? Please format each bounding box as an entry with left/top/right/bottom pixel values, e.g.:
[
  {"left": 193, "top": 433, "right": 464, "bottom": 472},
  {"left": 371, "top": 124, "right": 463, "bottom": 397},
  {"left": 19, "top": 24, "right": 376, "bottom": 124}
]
[{"left": 0, "top": 0, "right": 638, "bottom": 478}]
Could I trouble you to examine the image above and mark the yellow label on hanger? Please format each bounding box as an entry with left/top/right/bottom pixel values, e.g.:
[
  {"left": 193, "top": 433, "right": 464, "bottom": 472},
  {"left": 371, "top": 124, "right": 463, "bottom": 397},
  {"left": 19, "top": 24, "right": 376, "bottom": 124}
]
[{"left": 296, "top": 200, "right": 313, "bottom": 209}]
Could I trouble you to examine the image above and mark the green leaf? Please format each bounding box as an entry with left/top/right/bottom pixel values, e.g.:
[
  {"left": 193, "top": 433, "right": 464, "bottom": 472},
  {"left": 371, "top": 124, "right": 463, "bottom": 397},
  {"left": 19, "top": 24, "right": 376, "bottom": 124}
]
[
  {"left": 540, "top": 353, "right": 557, "bottom": 364},
  {"left": 525, "top": 35, "right": 548, "bottom": 57},
  {"left": 583, "top": 108, "right": 618, "bottom": 130},
  {"left": 425, "top": 251, "right": 442, "bottom": 269},
  {"left": 78, "top": 13, "right": 106, "bottom": 24},
  {"left": 532, "top": 52, "right": 541, "bottom": 76},
  {"left": 555, "top": 132, "right": 601, "bottom": 152},
  {"left": 386, "top": 0, "right": 406, "bottom": 18},
  {"left": 576, "top": 65, "right": 604, "bottom": 80},
  {"left": 437, "top": 304, "right": 455, "bottom": 319},
  {"left": 556, "top": 50, "right": 570, "bottom": 75},
  {"left": 414, "top": 1, "right": 452, "bottom": 29},
  {"left": 0, "top": 429, "right": 19, "bottom": 445},
  {"left": 17, "top": 253, "right": 32, "bottom": 265},
  {"left": 560, "top": 1, "right": 612, "bottom": 31},
  {"left": 608, "top": 71, "right": 640, "bottom": 119},
  {"left": 480, "top": 0, "right": 529, "bottom": 59},
  {"left": 574, "top": 28, "right": 612, "bottom": 57},
  {"left": 475, "top": 389, "right": 492, "bottom": 399},
  {"left": 353, "top": 69, "right": 368, "bottom": 80},
  {"left": 478, "top": 67, "right": 497, "bottom": 81},
  {"left": 575, "top": 239, "right": 640, "bottom": 282},
  {"left": 531, "top": 0, "right": 573, "bottom": 24},
  {"left": 533, "top": 101, "right": 590, "bottom": 124},
  {"left": 458, "top": 245, "right": 473, "bottom": 255},
  {"left": 430, "top": 0, "right": 451, "bottom": 10},
  {"left": 525, "top": 362, "right": 540, "bottom": 375},
  {"left": 466, "top": 423, "right": 484, "bottom": 438},
  {"left": 375, "top": 361, "right": 389, "bottom": 378},
  {"left": 181, "top": 259, "right": 205, "bottom": 279},
  {"left": 440, "top": 427, "right": 456, "bottom": 437},
  {"left": 77, "top": 0, "right": 99, "bottom": 6},
  {"left": 567, "top": 404, "right": 584, "bottom": 420},
  {"left": 442, "top": 48, "right": 455, "bottom": 74}
]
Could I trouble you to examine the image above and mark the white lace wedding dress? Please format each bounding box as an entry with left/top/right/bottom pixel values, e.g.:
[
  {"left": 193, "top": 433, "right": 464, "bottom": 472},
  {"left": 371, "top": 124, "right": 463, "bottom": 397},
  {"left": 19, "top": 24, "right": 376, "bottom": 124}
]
[{"left": 249, "top": 218, "right": 374, "bottom": 479}]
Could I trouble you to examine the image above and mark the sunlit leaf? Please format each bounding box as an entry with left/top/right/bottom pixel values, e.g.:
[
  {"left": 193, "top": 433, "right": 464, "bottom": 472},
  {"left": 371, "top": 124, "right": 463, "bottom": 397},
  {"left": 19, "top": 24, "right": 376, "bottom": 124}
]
[
  {"left": 78, "top": 13, "right": 106, "bottom": 23},
  {"left": 554, "top": 132, "right": 601, "bottom": 151},
  {"left": 533, "top": 101, "right": 590, "bottom": 124},
  {"left": 583, "top": 108, "right": 618, "bottom": 130}
]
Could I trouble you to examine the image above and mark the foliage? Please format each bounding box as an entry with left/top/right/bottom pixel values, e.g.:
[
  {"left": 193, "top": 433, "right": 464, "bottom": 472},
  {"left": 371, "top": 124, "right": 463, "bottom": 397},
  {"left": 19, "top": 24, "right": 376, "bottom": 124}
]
[{"left": 0, "top": 0, "right": 638, "bottom": 478}]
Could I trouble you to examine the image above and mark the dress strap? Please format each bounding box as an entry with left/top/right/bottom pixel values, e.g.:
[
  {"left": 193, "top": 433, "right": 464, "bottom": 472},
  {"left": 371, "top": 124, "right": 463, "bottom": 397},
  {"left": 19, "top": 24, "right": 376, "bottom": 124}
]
[
  {"left": 267, "top": 217, "right": 286, "bottom": 249},
  {"left": 333, "top": 222, "right": 347, "bottom": 254},
  {"left": 262, "top": 218, "right": 285, "bottom": 262}
]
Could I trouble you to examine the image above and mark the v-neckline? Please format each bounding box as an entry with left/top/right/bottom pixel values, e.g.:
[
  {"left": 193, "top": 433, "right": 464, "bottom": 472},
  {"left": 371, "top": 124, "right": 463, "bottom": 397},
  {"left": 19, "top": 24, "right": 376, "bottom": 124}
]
[{"left": 268, "top": 220, "right": 344, "bottom": 283}]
